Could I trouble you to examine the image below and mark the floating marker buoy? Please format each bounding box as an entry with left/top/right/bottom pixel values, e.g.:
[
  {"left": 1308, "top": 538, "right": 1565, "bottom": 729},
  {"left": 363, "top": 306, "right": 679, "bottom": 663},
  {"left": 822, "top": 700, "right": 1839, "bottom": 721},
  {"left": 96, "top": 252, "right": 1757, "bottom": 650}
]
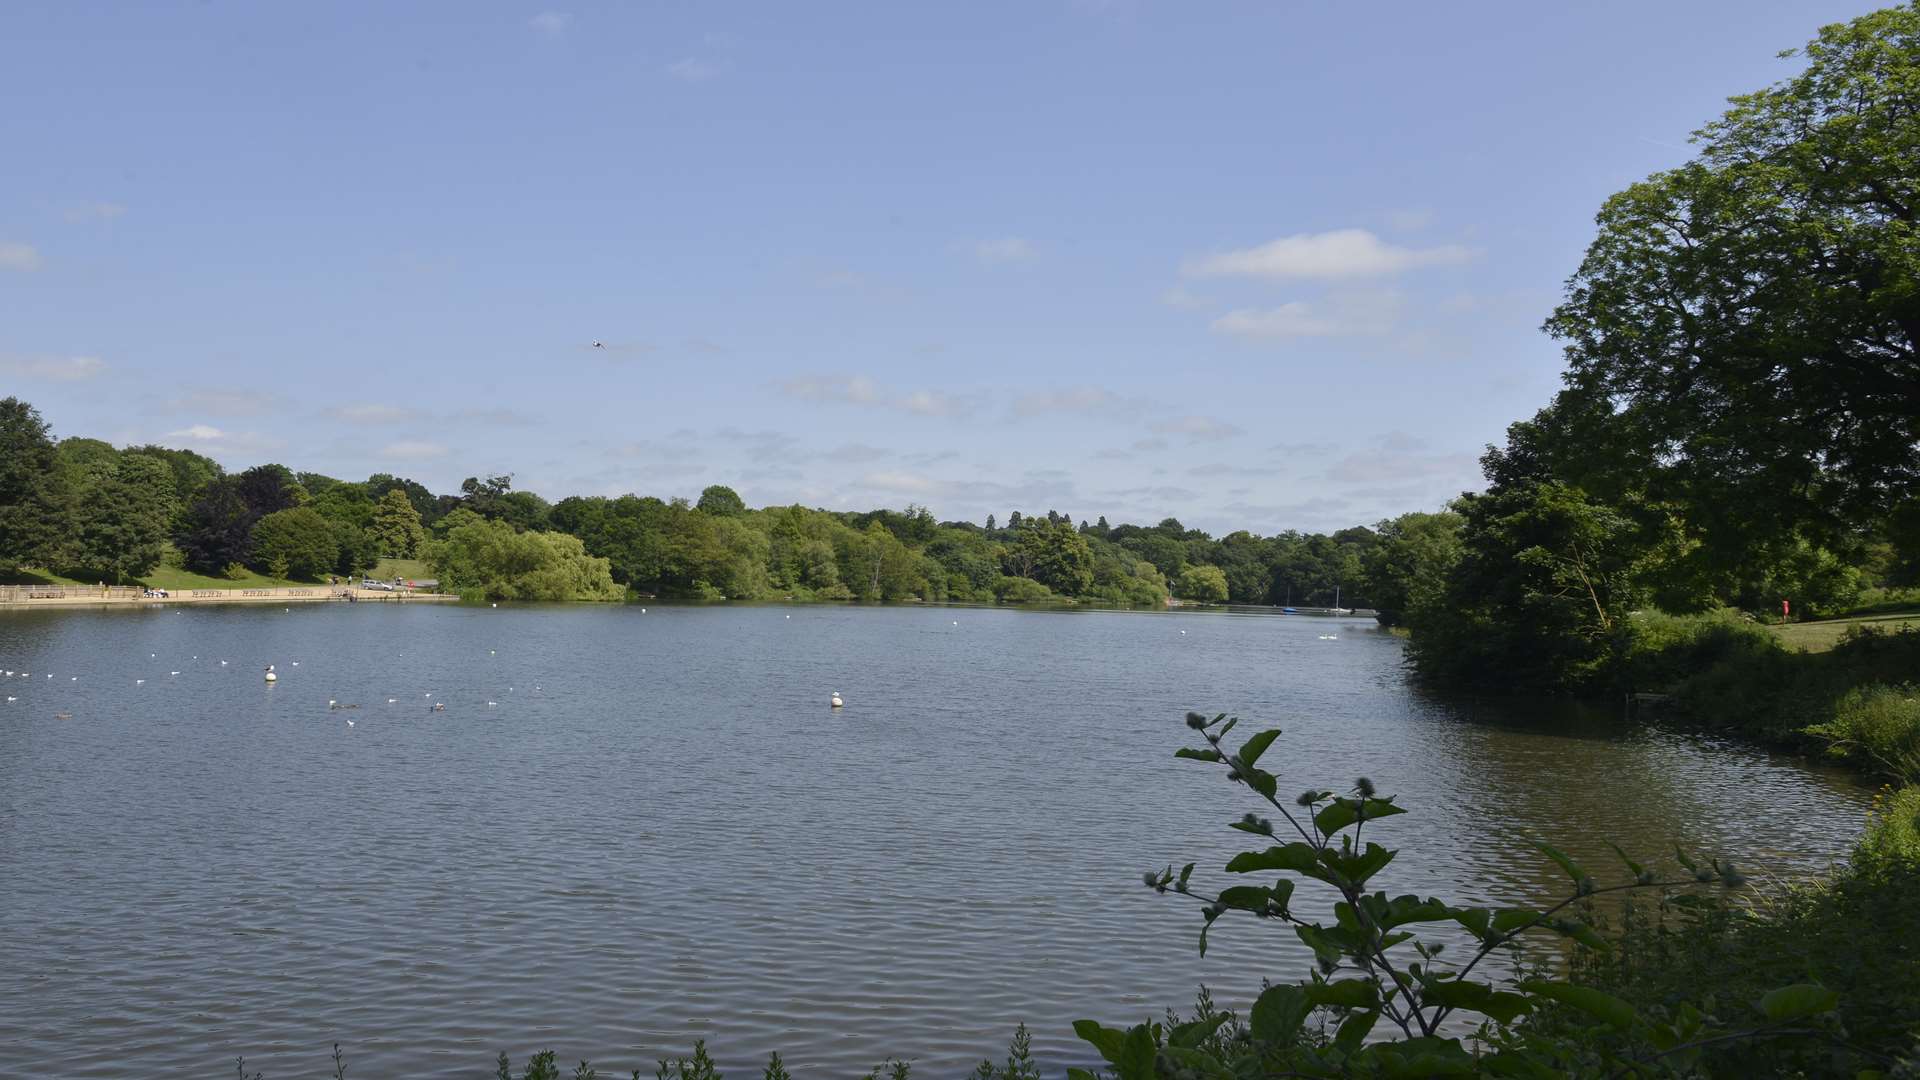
[
  {"left": 830, "top": 692, "right": 844, "bottom": 708},
  {"left": 264, "top": 664, "right": 277, "bottom": 683}
]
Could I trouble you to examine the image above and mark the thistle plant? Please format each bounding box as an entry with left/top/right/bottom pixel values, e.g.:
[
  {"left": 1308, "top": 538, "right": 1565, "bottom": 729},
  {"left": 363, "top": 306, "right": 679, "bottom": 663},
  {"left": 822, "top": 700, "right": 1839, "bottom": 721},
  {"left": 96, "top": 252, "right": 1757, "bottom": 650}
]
[{"left": 1068, "top": 711, "right": 1855, "bottom": 1078}]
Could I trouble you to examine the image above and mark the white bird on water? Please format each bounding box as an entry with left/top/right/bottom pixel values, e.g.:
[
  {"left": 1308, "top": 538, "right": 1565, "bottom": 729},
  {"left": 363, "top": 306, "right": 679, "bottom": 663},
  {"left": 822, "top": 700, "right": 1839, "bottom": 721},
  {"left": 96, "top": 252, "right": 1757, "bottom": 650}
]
[
  {"left": 135, "top": 679, "right": 145, "bottom": 685},
  {"left": 387, "top": 698, "right": 396, "bottom": 704},
  {"left": 170, "top": 671, "right": 180, "bottom": 676},
  {"left": 346, "top": 719, "right": 355, "bottom": 728},
  {"left": 220, "top": 660, "right": 228, "bottom": 666}
]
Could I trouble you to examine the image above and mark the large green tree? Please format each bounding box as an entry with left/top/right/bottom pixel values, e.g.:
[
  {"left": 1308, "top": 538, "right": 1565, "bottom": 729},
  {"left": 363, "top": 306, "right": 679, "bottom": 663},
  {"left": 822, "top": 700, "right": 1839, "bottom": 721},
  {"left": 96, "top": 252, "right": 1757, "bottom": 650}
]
[
  {"left": 426, "top": 517, "right": 621, "bottom": 601},
  {"left": 65, "top": 454, "right": 177, "bottom": 581},
  {"left": 1003, "top": 518, "right": 1094, "bottom": 596},
  {"left": 248, "top": 507, "right": 340, "bottom": 580},
  {"left": 0, "top": 398, "right": 63, "bottom": 571},
  {"left": 1545, "top": 5, "right": 1920, "bottom": 549},
  {"left": 369, "top": 487, "right": 427, "bottom": 556}
]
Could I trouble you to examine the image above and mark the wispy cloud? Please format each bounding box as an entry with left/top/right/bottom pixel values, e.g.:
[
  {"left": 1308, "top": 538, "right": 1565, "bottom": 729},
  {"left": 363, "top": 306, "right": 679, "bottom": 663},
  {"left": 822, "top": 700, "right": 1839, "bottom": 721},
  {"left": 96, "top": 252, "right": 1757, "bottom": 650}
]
[
  {"left": 1210, "top": 302, "right": 1343, "bottom": 339},
  {"left": 528, "top": 11, "right": 572, "bottom": 36},
  {"left": 1184, "top": 228, "right": 1476, "bottom": 280},
  {"left": 167, "top": 389, "right": 277, "bottom": 417},
  {"left": 1150, "top": 415, "right": 1243, "bottom": 442},
  {"left": 0, "top": 242, "right": 43, "bottom": 271},
  {"left": 167, "top": 424, "right": 226, "bottom": 441},
  {"left": 972, "top": 236, "right": 1036, "bottom": 264},
  {"left": 327, "top": 403, "right": 421, "bottom": 425},
  {"left": 1211, "top": 290, "right": 1404, "bottom": 340},
  {"left": 1012, "top": 385, "right": 1140, "bottom": 417},
  {"left": 63, "top": 202, "right": 127, "bottom": 223},
  {"left": 1323, "top": 432, "right": 1479, "bottom": 485},
  {"left": 783, "top": 374, "right": 881, "bottom": 406},
  {"left": 665, "top": 56, "right": 721, "bottom": 81},
  {"left": 781, "top": 374, "right": 983, "bottom": 418},
  {"left": 379, "top": 440, "right": 450, "bottom": 461},
  {"left": 450, "top": 407, "right": 539, "bottom": 427},
  {"left": 1, "top": 353, "right": 102, "bottom": 380}
]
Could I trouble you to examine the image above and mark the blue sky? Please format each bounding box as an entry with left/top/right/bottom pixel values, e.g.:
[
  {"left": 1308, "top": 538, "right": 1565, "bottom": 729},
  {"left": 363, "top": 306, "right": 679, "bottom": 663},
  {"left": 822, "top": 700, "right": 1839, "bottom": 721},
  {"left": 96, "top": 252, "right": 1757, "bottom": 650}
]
[{"left": 0, "top": 1, "right": 1877, "bottom": 534}]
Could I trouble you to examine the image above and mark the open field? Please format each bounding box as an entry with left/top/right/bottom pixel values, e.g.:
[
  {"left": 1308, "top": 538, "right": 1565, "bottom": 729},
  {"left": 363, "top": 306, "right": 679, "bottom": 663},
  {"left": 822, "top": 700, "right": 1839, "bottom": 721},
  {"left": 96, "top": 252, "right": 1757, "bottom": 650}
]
[{"left": 1772, "top": 610, "right": 1920, "bottom": 652}]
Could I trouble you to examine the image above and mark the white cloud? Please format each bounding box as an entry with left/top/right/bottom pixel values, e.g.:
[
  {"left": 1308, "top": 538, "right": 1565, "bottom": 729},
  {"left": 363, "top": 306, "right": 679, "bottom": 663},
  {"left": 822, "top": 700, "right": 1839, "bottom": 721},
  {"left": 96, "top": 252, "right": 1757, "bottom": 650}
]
[
  {"left": 781, "top": 374, "right": 981, "bottom": 418},
  {"left": 450, "top": 407, "right": 539, "bottom": 426},
  {"left": 1211, "top": 290, "right": 1405, "bottom": 340},
  {"left": 1183, "top": 228, "right": 1476, "bottom": 280},
  {"left": 1210, "top": 302, "right": 1343, "bottom": 339},
  {"left": 328, "top": 403, "right": 420, "bottom": 424},
  {"left": 167, "top": 424, "right": 227, "bottom": 440},
  {"left": 973, "top": 236, "right": 1036, "bottom": 263},
  {"left": 1, "top": 354, "right": 103, "bottom": 380},
  {"left": 379, "top": 440, "right": 450, "bottom": 461},
  {"left": 1150, "top": 415, "right": 1243, "bottom": 442},
  {"left": 64, "top": 202, "right": 127, "bottom": 223},
  {"left": 528, "top": 11, "right": 571, "bottom": 36},
  {"left": 665, "top": 57, "right": 721, "bottom": 81},
  {"left": 0, "top": 242, "right": 43, "bottom": 271},
  {"left": 782, "top": 374, "right": 881, "bottom": 405},
  {"left": 1013, "top": 385, "right": 1138, "bottom": 417},
  {"left": 167, "top": 389, "right": 276, "bottom": 416}
]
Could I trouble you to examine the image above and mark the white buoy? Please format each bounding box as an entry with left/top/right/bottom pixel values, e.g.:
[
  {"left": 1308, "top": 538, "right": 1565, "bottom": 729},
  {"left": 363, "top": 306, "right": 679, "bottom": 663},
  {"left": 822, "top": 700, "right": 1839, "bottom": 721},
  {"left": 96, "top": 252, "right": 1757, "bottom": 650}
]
[
  {"left": 830, "top": 691, "right": 844, "bottom": 708},
  {"left": 264, "top": 664, "right": 277, "bottom": 683}
]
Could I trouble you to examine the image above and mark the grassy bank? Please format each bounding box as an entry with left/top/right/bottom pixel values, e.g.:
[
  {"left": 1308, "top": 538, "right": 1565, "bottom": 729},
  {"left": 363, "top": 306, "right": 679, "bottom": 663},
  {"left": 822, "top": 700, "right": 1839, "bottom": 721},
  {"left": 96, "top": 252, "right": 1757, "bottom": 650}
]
[
  {"left": 3, "top": 550, "right": 433, "bottom": 592},
  {"left": 1770, "top": 609, "right": 1920, "bottom": 652}
]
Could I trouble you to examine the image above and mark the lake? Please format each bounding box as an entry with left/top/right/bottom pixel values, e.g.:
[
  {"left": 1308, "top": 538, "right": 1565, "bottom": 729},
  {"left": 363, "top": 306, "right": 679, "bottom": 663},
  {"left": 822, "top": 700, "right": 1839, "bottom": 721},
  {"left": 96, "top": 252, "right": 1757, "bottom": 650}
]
[{"left": 0, "top": 603, "right": 1871, "bottom": 1077}]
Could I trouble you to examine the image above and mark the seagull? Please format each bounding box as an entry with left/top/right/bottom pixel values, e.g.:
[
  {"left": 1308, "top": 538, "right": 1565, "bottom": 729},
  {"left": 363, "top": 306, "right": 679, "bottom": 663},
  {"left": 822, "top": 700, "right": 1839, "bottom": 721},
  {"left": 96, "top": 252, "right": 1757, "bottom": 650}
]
[
  {"left": 486, "top": 700, "right": 498, "bottom": 707},
  {"left": 54, "top": 712, "right": 71, "bottom": 720},
  {"left": 345, "top": 719, "right": 355, "bottom": 728},
  {"left": 220, "top": 660, "right": 229, "bottom": 666},
  {"left": 430, "top": 702, "right": 446, "bottom": 712},
  {"left": 387, "top": 698, "right": 396, "bottom": 704},
  {"left": 70, "top": 676, "right": 78, "bottom": 681},
  {"left": 591, "top": 340, "right": 606, "bottom": 349},
  {"left": 1179, "top": 630, "right": 1187, "bottom": 635},
  {"left": 291, "top": 661, "right": 299, "bottom": 667},
  {"left": 170, "top": 671, "right": 180, "bottom": 676},
  {"left": 5, "top": 696, "right": 14, "bottom": 703},
  {"left": 136, "top": 679, "right": 145, "bottom": 685}
]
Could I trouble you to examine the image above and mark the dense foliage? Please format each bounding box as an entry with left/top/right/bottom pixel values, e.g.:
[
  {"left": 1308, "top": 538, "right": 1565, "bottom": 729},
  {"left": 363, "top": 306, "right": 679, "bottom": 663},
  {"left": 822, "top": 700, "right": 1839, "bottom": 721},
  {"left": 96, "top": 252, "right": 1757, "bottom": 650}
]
[{"left": 1380, "top": 6, "right": 1920, "bottom": 693}]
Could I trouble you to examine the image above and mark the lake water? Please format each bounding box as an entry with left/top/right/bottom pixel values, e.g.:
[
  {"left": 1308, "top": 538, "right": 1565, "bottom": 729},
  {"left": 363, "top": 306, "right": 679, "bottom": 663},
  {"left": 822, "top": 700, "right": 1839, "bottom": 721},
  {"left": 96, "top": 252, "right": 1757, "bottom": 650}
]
[{"left": 0, "top": 603, "right": 1871, "bottom": 1077}]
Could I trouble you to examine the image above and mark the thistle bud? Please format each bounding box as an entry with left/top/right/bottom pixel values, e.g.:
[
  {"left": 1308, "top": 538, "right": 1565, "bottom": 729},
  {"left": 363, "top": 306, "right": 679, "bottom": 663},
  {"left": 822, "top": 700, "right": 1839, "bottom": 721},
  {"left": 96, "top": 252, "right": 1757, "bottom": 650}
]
[
  {"left": 1185, "top": 712, "right": 1208, "bottom": 729},
  {"left": 1354, "top": 777, "right": 1377, "bottom": 798},
  {"left": 1296, "top": 790, "right": 1318, "bottom": 807}
]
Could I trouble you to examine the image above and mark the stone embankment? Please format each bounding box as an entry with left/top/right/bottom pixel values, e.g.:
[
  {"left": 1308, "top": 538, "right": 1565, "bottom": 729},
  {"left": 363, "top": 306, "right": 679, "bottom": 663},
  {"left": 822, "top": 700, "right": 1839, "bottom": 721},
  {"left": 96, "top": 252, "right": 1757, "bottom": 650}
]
[{"left": 0, "top": 585, "right": 457, "bottom": 609}]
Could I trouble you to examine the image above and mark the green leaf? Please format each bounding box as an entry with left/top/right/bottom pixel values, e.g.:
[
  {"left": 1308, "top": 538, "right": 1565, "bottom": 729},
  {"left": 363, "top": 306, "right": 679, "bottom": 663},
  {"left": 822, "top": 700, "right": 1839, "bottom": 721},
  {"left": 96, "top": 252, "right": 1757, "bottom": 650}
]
[
  {"left": 1534, "top": 842, "right": 1588, "bottom": 885},
  {"left": 1293, "top": 924, "right": 1354, "bottom": 969},
  {"left": 1113, "top": 1023, "right": 1157, "bottom": 1080},
  {"left": 1174, "top": 747, "right": 1223, "bottom": 762},
  {"left": 1237, "top": 729, "right": 1282, "bottom": 768},
  {"left": 1225, "top": 843, "right": 1320, "bottom": 875},
  {"left": 1269, "top": 878, "right": 1295, "bottom": 913},
  {"left": 1758, "top": 984, "right": 1839, "bottom": 1022},
  {"left": 1251, "top": 985, "right": 1311, "bottom": 1047},
  {"left": 1313, "top": 797, "right": 1408, "bottom": 835},
  {"left": 1604, "top": 841, "right": 1646, "bottom": 879},
  {"left": 1332, "top": 1010, "right": 1379, "bottom": 1052},
  {"left": 1325, "top": 842, "right": 1396, "bottom": 887},
  {"left": 1065, "top": 1070, "right": 1099, "bottom": 1080},
  {"left": 1167, "top": 1014, "right": 1230, "bottom": 1049},
  {"left": 1520, "top": 981, "right": 1638, "bottom": 1031},
  {"left": 1155, "top": 1047, "right": 1231, "bottom": 1080},
  {"left": 1242, "top": 767, "right": 1278, "bottom": 801},
  {"left": 1378, "top": 894, "right": 1454, "bottom": 930},
  {"left": 1176, "top": 863, "right": 1194, "bottom": 891},
  {"left": 1451, "top": 906, "right": 1492, "bottom": 939},
  {"left": 1422, "top": 980, "right": 1534, "bottom": 1025},
  {"left": 1072, "top": 1021, "right": 1127, "bottom": 1065},
  {"left": 1490, "top": 908, "right": 1542, "bottom": 934},
  {"left": 1217, "top": 885, "right": 1272, "bottom": 912},
  {"left": 1305, "top": 980, "right": 1379, "bottom": 1009}
]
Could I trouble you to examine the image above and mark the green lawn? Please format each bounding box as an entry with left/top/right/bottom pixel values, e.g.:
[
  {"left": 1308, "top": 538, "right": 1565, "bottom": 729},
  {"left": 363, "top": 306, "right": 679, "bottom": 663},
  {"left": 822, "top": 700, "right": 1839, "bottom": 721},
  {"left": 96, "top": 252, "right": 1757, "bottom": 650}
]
[
  {"left": 1771, "top": 610, "right": 1920, "bottom": 652},
  {"left": 366, "top": 557, "right": 431, "bottom": 581}
]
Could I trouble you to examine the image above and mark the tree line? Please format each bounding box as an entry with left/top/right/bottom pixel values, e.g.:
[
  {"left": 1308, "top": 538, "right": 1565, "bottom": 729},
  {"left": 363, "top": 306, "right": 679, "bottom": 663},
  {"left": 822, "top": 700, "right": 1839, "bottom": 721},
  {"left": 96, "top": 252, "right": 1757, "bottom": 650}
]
[{"left": 0, "top": 401, "right": 1388, "bottom": 605}]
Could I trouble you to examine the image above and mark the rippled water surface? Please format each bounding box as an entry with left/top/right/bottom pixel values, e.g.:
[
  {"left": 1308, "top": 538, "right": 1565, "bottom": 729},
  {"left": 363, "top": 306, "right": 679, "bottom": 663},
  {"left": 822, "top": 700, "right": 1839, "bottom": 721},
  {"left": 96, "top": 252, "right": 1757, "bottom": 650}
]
[{"left": 0, "top": 603, "right": 1871, "bottom": 1077}]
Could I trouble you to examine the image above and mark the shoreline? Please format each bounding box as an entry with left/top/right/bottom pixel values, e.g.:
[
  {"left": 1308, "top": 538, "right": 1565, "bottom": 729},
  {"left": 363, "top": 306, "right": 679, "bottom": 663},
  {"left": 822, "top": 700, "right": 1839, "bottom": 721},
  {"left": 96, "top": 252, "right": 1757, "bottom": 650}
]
[{"left": 0, "top": 585, "right": 458, "bottom": 609}]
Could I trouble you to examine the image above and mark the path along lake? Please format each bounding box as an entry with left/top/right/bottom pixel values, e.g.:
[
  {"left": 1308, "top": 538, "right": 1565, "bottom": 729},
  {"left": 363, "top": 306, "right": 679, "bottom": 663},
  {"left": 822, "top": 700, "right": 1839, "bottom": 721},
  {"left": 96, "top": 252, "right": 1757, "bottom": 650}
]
[{"left": 0, "top": 603, "right": 1873, "bottom": 1077}]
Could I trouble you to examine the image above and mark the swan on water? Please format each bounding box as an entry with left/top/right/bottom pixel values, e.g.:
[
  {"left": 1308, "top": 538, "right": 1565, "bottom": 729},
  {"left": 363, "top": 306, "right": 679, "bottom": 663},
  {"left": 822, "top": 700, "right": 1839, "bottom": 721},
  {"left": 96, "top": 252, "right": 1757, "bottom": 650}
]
[{"left": 830, "top": 691, "right": 844, "bottom": 708}]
